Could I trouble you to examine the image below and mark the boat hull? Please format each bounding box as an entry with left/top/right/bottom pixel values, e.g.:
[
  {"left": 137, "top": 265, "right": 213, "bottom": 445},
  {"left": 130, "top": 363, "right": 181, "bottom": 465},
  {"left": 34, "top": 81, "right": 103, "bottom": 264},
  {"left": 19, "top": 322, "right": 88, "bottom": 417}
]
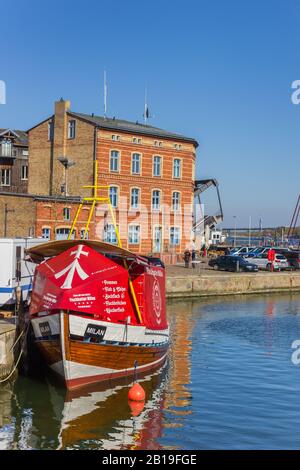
[{"left": 31, "top": 311, "right": 169, "bottom": 390}]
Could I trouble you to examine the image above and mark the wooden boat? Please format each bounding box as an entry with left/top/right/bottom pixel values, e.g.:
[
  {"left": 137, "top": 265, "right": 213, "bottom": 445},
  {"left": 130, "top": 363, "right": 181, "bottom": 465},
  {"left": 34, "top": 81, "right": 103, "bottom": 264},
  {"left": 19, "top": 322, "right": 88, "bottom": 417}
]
[{"left": 27, "top": 240, "right": 169, "bottom": 390}]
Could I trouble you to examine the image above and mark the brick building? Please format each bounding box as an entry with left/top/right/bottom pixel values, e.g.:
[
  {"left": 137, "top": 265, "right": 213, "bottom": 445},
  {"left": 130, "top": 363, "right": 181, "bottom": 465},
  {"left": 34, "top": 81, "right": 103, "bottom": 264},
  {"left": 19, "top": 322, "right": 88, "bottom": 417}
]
[{"left": 27, "top": 99, "right": 198, "bottom": 256}]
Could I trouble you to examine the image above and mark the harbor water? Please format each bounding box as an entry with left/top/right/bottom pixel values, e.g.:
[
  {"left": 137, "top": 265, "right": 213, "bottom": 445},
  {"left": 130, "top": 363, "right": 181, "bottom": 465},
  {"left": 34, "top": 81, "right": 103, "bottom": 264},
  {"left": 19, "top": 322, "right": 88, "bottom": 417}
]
[{"left": 1, "top": 293, "right": 300, "bottom": 450}]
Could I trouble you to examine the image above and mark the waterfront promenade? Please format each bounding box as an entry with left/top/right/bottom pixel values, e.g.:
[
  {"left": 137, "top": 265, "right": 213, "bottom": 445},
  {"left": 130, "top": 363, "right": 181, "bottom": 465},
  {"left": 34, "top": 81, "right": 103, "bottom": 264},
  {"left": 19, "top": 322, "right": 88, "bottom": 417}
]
[{"left": 166, "top": 264, "right": 300, "bottom": 298}]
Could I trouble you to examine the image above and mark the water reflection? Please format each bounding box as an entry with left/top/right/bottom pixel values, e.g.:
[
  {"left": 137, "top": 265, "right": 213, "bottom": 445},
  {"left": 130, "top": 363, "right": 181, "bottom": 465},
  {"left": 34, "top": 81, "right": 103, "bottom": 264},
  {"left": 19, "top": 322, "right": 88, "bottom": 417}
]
[{"left": 0, "top": 301, "right": 195, "bottom": 450}]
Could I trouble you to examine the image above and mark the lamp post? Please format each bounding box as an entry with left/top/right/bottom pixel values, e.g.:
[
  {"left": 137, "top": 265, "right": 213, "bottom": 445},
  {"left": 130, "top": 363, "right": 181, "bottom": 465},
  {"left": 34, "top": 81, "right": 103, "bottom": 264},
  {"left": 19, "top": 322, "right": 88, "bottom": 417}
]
[
  {"left": 248, "top": 215, "right": 251, "bottom": 246},
  {"left": 57, "top": 156, "right": 76, "bottom": 196},
  {"left": 233, "top": 216, "right": 237, "bottom": 247}
]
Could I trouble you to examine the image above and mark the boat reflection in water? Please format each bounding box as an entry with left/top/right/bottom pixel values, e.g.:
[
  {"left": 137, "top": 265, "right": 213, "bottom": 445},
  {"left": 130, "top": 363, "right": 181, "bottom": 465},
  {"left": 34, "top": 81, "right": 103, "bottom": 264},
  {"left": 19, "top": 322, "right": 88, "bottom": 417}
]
[{"left": 0, "top": 300, "right": 195, "bottom": 450}]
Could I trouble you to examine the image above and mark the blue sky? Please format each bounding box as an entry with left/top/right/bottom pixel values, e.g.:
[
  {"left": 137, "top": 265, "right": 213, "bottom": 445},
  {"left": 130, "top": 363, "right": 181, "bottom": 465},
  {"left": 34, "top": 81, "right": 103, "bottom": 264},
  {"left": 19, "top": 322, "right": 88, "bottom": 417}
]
[{"left": 1, "top": 0, "right": 299, "bottom": 227}]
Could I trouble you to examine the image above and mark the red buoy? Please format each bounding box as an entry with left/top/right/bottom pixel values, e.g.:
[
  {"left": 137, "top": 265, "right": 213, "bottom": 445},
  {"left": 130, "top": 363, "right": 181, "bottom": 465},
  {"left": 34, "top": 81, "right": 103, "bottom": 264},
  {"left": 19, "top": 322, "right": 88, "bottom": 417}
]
[{"left": 128, "top": 382, "right": 146, "bottom": 402}]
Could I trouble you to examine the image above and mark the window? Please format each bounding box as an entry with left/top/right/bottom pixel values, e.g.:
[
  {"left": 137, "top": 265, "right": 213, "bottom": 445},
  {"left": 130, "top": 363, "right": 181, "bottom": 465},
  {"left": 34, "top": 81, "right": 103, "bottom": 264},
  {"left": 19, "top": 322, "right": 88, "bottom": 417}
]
[
  {"left": 153, "top": 156, "right": 162, "bottom": 177},
  {"left": 110, "top": 150, "right": 120, "bottom": 172},
  {"left": 68, "top": 120, "right": 76, "bottom": 139},
  {"left": 128, "top": 225, "right": 140, "bottom": 244},
  {"left": 42, "top": 228, "right": 51, "bottom": 239},
  {"left": 133, "top": 137, "right": 141, "bottom": 144},
  {"left": 131, "top": 188, "right": 140, "bottom": 209},
  {"left": 174, "top": 143, "right": 182, "bottom": 150},
  {"left": 170, "top": 227, "right": 180, "bottom": 246},
  {"left": 80, "top": 229, "right": 89, "bottom": 240},
  {"left": 48, "top": 121, "right": 54, "bottom": 140},
  {"left": 1, "top": 139, "right": 12, "bottom": 157},
  {"left": 109, "top": 186, "right": 118, "bottom": 207},
  {"left": 1, "top": 168, "right": 11, "bottom": 186},
  {"left": 55, "top": 228, "right": 75, "bottom": 240},
  {"left": 112, "top": 135, "right": 120, "bottom": 141},
  {"left": 172, "top": 191, "right": 180, "bottom": 211},
  {"left": 131, "top": 153, "right": 141, "bottom": 174},
  {"left": 63, "top": 207, "right": 71, "bottom": 221},
  {"left": 152, "top": 189, "right": 161, "bottom": 211},
  {"left": 104, "top": 224, "right": 118, "bottom": 244},
  {"left": 173, "top": 158, "right": 181, "bottom": 178},
  {"left": 22, "top": 150, "right": 29, "bottom": 156},
  {"left": 21, "top": 165, "right": 28, "bottom": 180}
]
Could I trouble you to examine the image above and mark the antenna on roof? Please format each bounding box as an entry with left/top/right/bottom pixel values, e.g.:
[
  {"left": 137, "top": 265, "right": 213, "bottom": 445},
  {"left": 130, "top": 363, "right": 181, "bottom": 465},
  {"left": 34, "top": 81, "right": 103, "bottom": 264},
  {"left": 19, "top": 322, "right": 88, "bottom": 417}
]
[
  {"left": 143, "top": 84, "right": 153, "bottom": 124},
  {"left": 104, "top": 70, "right": 108, "bottom": 118},
  {"left": 143, "top": 85, "right": 149, "bottom": 125}
]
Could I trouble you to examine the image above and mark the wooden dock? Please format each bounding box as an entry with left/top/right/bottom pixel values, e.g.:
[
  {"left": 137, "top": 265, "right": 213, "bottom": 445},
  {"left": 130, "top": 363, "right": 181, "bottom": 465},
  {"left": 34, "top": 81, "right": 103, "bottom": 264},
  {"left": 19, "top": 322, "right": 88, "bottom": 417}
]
[{"left": 0, "top": 321, "right": 16, "bottom": 381}]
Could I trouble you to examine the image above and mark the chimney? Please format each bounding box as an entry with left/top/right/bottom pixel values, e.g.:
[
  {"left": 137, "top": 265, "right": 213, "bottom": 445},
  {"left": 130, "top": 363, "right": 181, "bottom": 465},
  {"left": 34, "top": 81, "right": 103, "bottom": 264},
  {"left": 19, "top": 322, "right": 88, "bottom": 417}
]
[{"left": 51, "top": 98, "right": 71, "bottom": 195}]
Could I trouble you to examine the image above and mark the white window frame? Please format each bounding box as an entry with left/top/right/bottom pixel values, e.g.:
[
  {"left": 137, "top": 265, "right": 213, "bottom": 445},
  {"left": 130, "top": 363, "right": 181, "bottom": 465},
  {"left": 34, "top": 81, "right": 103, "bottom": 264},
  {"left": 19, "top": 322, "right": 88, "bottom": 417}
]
[
  {"left": 63, "top": 207, "right": 71, "bottom": 221},
  {"left": 152, "top": 189, "right": 161, "bottom": 211},
  {"left": 128, "top": 225, "right": 140, "bottom": 245},
  {"left": 110, "top": 150, "right": 120, "bottom": 172},
  {"left": 109, "top": 186, "right": 118, "bottom": 208},
  {"left": 1, "top": 168, "right": 11, "bottom": 186},
  {"left": 1, "top": 139, "right": 12, "bottom": 157},
  {"left": 173, "top": 158, "right": 181, "bottom": 179},
  {"left": 172, "top": 191, "right": 180, "bottom": 212},
  {"left": 131, "top": 153, "right": 141, "bottom": 175},
  {"left": 42, "top": 227, "right": 51, "bottom": 240},
  {"left": 130, "top": 187, "right": 140, "bottom": 209},
  {"left": 153, "top": 155, "right": 162, "bottom": 177},
  {"left": 104, "top": 223, "right": 118, "bottom": 244},
  {"left": 21, "top": 165, "right": 28, "bottom": 180},
  {"left": 68, "top": 120, "right": 76, "bottom": 139},
  {"left": 170, "top": 226, "right": 180, "bottom": 246}
]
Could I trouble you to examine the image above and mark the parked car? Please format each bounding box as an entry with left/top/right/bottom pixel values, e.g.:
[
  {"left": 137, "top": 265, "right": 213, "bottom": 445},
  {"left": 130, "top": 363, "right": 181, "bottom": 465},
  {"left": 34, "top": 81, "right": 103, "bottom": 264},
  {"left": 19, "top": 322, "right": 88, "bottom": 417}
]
[
  {"left": 246, "top": 246, "right": 272, "bottom": 258},
  {"left": 208, "top": 255, "right": 259, "bottom": 272},
  {"left": 230, "top": 247, "right": 255, "bottom": 257},
  {"left": 273, "top": 249, "right": 300, "bottom": 270},
  {"left": 249, "top": 253, "right": 291, "bottom": 271}
]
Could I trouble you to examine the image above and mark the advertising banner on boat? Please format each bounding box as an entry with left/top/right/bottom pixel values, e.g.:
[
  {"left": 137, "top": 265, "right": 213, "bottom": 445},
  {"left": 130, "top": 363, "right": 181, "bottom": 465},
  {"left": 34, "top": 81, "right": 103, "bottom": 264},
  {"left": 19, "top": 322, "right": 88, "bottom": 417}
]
[
  {"left": 143, "top": 266, "right": 167, "bottom": 330},
  {"left": 29, "top": 244, "right": 135, "bottom": 322}
]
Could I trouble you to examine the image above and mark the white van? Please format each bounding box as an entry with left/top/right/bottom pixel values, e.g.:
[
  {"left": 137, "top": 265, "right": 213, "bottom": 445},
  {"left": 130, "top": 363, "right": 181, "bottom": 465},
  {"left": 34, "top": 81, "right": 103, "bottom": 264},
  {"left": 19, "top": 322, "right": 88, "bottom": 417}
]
[{"left": 0, "top": 238, "right": 45, "bottom": 307}]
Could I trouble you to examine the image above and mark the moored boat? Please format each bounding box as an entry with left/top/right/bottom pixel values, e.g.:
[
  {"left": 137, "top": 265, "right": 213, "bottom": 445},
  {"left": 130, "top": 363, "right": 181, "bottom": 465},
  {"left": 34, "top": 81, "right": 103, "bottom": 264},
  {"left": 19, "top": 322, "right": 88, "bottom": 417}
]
[{"left": 27, "top": 240, "right": 169, "bottom": 390}]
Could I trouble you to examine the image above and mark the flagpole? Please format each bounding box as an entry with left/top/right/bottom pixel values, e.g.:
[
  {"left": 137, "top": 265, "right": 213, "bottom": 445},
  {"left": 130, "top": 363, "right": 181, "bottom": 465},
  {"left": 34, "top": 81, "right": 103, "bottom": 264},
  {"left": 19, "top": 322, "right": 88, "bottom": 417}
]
[
  {"left": 104, "top": 70, "right": 107, "bottom": 117},
  {"left": 144, "top": 85, "right": 147, "bottom": 124}
]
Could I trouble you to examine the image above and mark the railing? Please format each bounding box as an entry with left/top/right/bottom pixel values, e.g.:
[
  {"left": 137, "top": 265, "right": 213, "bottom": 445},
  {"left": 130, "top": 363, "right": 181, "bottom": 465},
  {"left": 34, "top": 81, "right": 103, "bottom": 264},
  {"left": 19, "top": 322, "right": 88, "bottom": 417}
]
[{"left": 0, "top": 151, "right": 17, "bottom": 158}]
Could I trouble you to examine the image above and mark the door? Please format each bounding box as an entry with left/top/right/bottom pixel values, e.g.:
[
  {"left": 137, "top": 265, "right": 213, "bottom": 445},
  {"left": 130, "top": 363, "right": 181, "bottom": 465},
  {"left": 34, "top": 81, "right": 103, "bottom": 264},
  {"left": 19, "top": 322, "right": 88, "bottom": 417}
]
[{"left": 153, "top": 227, "right": 162, "bottom": 253}]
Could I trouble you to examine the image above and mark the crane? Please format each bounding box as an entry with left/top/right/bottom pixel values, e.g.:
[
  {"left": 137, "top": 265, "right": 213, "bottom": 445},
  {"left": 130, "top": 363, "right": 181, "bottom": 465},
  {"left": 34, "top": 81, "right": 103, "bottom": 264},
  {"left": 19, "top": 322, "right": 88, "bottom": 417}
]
[{"left": 288, "top": 194, "right": 300, "bottom": 239}]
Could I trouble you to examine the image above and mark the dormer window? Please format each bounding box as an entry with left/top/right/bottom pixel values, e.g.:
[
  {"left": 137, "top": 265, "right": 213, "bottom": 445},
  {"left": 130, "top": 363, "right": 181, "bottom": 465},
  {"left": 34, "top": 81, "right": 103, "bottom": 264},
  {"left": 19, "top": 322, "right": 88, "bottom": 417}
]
[{"left": 154, "top": 140, "right": 162, "bottom": 147}]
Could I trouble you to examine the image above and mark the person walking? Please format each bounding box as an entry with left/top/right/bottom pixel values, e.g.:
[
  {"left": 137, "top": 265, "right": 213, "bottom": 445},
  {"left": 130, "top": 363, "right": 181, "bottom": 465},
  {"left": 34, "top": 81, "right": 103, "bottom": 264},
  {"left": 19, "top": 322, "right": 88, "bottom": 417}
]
[
  {"left": 183, "top": 249, "right": 191, "bottom": 268},
  {"left": 191, "top": 248, "right": 196, "bottom": 269},
  {"left": 267, "top": 248, "right": 276, "bottom": 272}
]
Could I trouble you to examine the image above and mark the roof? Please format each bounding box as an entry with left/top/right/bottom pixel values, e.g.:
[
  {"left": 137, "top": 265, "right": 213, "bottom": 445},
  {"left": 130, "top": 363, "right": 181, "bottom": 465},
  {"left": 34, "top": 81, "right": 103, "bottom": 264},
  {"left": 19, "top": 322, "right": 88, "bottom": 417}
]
[
  {"left": 26, "top": 239, "right": 148, "bottom": 263},
  {"left": 0, "top": 128, "right": 28, "bottom": 146},
  {"left": 68, "top": 112, "right": 198, "bottom": 146}
]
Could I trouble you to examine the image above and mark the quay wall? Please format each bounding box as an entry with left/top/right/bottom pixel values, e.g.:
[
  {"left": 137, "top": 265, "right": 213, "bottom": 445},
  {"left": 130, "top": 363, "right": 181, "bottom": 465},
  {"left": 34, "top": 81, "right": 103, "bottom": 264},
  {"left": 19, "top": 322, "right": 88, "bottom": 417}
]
[{"left": 166, "top": 273, "right": 300, "bottom": 298}]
